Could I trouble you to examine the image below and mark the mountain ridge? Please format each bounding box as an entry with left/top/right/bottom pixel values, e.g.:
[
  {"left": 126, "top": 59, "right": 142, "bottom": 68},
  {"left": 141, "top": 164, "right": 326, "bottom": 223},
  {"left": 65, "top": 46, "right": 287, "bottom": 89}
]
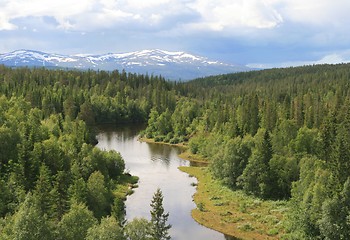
[{"left": 0, "top": 49, "right": 250, "bottom": 80}]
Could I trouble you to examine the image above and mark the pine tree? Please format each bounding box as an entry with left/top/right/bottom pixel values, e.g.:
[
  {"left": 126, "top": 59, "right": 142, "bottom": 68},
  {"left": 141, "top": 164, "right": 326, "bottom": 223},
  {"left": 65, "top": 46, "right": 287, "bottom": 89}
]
[{"left": 150, "top": 188, "right": 171, "bottom": 240}]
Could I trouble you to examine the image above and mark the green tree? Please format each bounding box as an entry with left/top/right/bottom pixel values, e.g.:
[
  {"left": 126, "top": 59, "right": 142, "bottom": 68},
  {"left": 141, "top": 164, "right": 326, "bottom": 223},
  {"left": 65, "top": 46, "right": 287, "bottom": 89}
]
[
  {"left": 238, "top": 130, "right": 273, "bottom": 198},
  {"left": 268, "top": 155, "right": 298, "bottom": 199},
  {"left": 50, "top": 171, "right": 70, "bottom": 220},
  {"left": 57, "top": 202, "right": 97, "bottom": 240},
  {"left": 111, "top": 196, "right": 125, "bottom": 223},
  {"left": 7, "top": 193, "right": 53, "bottom": 240},
  {"left": 319, "top": 178, "right": 350, "bottom": 239},
  {"left": 290, "top": 127, "right": 320, "bottom": 156},
  {"left": 287, "top": 156, "right": 336, "bottom": 239},
  {"left": 87, "top": 171, "right": 111, "bottom": 219},
  {"left": 145, "top": 109, "right": 159, "bottom": 138},
  {"left": 150, "top": 188, "right": 171, "bottom": 240},
  {"left": 63, "top": 97, "right": 77, "bottom": 120},
  {"left": 33, "top": 164, "right": 53, "bottom": 215},
  {"left": 68, "top": 177, "right": 88, "bottom": 204},
  {"left": 211, "top": 136, "right": 253, "bottom": 189},
  {"left": 86, "top": 216, "right": 125, "bottom": 240},
  {"left": 78, "top": 101, "right": 95, "bottom": 126},
  {"left": 125, "top": 218, "right": 152, "bottom": 240}
]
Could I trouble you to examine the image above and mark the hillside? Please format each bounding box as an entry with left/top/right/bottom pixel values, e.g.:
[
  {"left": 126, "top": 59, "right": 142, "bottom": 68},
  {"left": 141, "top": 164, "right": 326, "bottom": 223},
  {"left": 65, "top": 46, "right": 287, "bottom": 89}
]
[{"left": 0, "top": 49, "right": 250, "bottom": 81}]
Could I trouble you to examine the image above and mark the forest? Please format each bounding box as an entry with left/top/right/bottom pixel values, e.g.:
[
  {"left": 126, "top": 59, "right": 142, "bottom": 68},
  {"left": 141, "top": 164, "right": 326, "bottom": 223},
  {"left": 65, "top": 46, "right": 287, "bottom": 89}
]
[
  {"left": 0, "top": 66, "right": 173, "bottom": 239},
  {"left": 0, "top": 63, "right": 350, "bottom": 239}
]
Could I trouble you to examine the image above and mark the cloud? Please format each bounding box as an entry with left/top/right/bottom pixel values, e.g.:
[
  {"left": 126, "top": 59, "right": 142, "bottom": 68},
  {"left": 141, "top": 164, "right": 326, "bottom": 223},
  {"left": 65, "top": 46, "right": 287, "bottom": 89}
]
[
  {"left": 1, "top": 0, "right": 349, "bottom": 36},
  {"left": 0, "top": 0, "right": 186, "bottom": 31},
  {"left": 0, "top": 0, "right": 350, "bottom": 67},
  {"left": 278, "top": 0, "right": 350, "bottom": 27},
  {"left": 0, "top": 0, "right": 284, "bottom": 32},
  {"left": 0, "top": 0, "right": 93, "bottom": 30},
  {"left": 187, "top": 0, "right": 283, "bottom": 31},
  {"left": 247, "top": 51, "right": 350, "bottom": 69}
]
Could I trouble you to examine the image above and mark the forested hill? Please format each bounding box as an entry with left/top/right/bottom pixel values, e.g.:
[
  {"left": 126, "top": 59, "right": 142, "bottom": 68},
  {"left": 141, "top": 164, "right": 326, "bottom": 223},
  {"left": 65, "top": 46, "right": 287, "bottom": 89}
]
[
  {"left": 143, "top": 63, "right": 350, "bottom": 239},
  {"left": 1, "top": 63, "right": 350, "bottom": 239},
  {"left": 186, "top": 63, "right": 350, "bottom": 87}
]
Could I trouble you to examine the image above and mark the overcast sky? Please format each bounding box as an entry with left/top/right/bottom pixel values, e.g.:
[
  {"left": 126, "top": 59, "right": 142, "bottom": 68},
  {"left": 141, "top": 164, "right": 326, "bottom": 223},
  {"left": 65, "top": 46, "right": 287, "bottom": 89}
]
[{"left": 1, "top": 0, "right": 350, "bottom": 67}]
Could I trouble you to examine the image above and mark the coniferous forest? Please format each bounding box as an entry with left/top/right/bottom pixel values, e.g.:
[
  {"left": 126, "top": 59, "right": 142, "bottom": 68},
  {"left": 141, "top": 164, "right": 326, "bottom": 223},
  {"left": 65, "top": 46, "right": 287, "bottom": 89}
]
[{"left": 1, "top": 63, "right": 350, "bottom": 239}]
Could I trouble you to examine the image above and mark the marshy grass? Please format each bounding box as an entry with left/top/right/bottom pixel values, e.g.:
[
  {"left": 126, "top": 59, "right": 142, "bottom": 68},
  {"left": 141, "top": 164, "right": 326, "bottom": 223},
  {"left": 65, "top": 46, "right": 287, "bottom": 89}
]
[{"left": 179, "top": 166, "right": 287, "bottom": 240}]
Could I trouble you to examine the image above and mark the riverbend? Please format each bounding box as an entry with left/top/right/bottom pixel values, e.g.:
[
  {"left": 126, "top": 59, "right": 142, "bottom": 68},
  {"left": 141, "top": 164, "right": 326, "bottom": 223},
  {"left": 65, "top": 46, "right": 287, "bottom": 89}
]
[{"left": 96, "top": 124, "right": 231, "bottom": 240}]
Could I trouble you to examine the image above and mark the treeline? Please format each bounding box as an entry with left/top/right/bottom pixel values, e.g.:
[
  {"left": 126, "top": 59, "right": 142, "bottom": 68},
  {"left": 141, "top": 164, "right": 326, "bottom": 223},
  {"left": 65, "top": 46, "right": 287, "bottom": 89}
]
[
  {"left": 0, "top": 66, "right": 175, "bottom": 239},
  {"left": 143, "top": 63, "right": 350, "bottom": 239},
  {"left": 0, "top": 66, "right": 177, "bottom": 125}
]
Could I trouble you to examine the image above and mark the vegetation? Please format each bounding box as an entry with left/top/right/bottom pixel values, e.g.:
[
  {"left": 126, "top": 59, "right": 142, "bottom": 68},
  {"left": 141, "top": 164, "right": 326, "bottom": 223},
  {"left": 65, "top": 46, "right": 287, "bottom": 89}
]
[
  {"left": 179, "top": 167, "right": 286, "bottom": 239},
  {"left": 0, "top": 66, "right": 174, "bottom": 239},
  {"left": 142, "top": 63, "right": 350, "bottom": 239},
  {"left": 2, "top": 63, "right": 350, "bottom": 239},
  {"left": 150, "top": 188, "right": 171, "bottom": 240}
]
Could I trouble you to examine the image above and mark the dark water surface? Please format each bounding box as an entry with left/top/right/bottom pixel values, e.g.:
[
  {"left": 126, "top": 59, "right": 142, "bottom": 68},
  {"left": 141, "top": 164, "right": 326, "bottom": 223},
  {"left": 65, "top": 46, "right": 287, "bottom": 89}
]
[{"left": 96, "top": 124, "right": 236, "bottom": 240}]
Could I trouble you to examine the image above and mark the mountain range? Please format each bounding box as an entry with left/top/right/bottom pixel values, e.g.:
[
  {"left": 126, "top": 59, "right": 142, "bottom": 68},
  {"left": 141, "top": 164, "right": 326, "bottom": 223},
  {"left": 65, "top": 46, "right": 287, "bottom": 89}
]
[{"left": 0, "top": 49, "right": 250, "bottom": 81}]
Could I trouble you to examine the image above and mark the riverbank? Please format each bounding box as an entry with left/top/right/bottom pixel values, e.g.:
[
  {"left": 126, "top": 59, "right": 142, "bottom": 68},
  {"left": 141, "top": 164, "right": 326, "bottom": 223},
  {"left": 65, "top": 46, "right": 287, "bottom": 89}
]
[
  {"left": 139, "top": 137, "right": 288, "bottom": 239},
  {"left": 114, "top": 173, "right": 139, "bottom": 200},
  {"left": 139, "top": 137, "right": 210, "bottom": 164},
  {"left": 138, "top": 137, "right": 187, "bottom": 148},
  {"left": 179, "top": 166, "right": 287, "bottom": 239}
]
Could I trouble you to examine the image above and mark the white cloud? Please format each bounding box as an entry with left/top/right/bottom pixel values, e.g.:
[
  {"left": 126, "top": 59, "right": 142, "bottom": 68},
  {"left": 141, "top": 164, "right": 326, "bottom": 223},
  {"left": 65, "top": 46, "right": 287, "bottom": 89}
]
[
  {"left": 0, "top": 0, "right": 94, "bottom": 30},
  {"left": 1, "top": 0, "right": 350, "bottom": 65},
  {"left": 279, "top": 0, "right": 350, "bottom": 27},
  {"left": 0, "top": 13, "right": 17, "bottom": 30},
  {"left": 247, "top": 51, "right": 350, "bottom": 69},
  {"left": 0, "top": 0, "right": 284, "bottom": 32},
  {"left": 0, "top": 0, "right": 185, "bottom": 31},
  {"left": 1, "top": 0, "right": 349, "bottom": 35},
  {"left": 187, "top": 0, "right": 283, "bottom": 31}
]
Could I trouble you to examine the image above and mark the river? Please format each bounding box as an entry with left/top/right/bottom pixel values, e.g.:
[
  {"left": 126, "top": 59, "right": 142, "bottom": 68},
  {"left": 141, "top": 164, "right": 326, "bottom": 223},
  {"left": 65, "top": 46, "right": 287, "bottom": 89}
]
[{"left": 96, "top": 124, "right": 234, "bottom": 240}]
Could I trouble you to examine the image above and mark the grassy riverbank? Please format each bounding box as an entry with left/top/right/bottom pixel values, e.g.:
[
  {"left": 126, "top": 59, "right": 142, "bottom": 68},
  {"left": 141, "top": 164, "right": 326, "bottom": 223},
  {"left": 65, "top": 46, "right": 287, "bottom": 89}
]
[
  {"left": 139, "top": 137, "right": 287, "bottom": 239},
  {"left": 179, "top": 166, "right": 287, "bottom": 240},
  {"left": 114, "top": 174, "right": 139, "bottom": 200},
  {"left": 138, "top": 137, "right": 187, "bottom": 148}
]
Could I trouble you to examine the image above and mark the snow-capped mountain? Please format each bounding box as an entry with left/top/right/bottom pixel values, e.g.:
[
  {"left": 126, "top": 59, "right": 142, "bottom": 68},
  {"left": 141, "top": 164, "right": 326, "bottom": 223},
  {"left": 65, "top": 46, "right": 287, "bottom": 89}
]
[{"left": 0, "top": 49, "right": 250, "bottom": 80}]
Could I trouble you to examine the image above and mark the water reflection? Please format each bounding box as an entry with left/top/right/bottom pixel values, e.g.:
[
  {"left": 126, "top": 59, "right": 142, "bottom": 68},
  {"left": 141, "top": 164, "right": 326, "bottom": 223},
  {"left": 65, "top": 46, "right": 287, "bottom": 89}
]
[
  {"left": 147, "top": 143, "right": 173, "bottom": 167},
  {"left": 96, "top": 124, "right": 231, "bottom": 240}
]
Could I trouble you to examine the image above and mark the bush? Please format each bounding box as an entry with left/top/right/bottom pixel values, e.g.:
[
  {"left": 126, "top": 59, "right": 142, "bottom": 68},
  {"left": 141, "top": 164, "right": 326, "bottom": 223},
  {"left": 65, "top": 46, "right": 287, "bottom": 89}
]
[
  {"left": 146, "top": 132, "right": 153, "bottom": 139},
  {"left": 267, "top": 228, "right": 279, "bottom": 236},
  {"left": 239, "top": 222, "right": 254, "bottom": 232},
  {"left": 154, "top": 135, "right": 165, "bottom": 142},
  {"left": 197, "top": 202, "right": 205, "bottom": 212},
  {"left": 169, "top": 137, "right": 179, "bottom": 144}
]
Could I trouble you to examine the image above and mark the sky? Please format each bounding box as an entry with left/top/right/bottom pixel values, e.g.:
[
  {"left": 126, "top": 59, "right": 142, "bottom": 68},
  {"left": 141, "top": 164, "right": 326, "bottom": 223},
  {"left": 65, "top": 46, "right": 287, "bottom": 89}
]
[{"left": 1, "top": 0, "right": 350, "bottom": 67}]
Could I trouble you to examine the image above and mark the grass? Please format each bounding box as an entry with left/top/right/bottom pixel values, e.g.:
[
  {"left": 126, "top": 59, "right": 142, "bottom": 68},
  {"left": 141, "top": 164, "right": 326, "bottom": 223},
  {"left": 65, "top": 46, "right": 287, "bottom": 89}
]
[
  {"left": 138, "top": 137, "right": 187, "bottom": 148},
  {"left": 114, "top": 174, "right": 139, "bottom": 200},
  {"left": 178, "top": 151, "right": 210, "bottom": 164},
  {"left": 179, "top": 166, "right": 287, "bottom": 240}
]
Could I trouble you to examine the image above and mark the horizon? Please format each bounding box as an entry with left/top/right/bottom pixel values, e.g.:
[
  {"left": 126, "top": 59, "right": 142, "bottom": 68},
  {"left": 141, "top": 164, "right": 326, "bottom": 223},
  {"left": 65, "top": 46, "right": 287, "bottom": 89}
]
[{"left": 3, "top": 48, "right": 349, "bottom": 69}]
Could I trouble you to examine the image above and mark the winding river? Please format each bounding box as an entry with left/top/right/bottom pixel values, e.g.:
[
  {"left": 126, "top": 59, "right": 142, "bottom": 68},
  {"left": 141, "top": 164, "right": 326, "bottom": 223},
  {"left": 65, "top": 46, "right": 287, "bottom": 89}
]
[{"left": 96, "top": 124, "right": 234, "bottom": 240}]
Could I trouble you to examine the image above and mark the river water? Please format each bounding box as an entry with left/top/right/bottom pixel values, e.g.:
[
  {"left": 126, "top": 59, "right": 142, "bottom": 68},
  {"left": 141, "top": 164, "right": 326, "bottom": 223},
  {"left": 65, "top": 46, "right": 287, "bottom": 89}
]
[{"left": 96, "top": 124, "right": 233, "bottom": 240}]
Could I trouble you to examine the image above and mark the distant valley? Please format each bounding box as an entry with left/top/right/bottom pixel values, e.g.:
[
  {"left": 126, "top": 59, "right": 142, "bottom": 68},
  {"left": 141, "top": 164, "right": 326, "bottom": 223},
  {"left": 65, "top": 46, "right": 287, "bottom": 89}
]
[{"left": 0, "top": 49, "right": 250, "bottom": 81}]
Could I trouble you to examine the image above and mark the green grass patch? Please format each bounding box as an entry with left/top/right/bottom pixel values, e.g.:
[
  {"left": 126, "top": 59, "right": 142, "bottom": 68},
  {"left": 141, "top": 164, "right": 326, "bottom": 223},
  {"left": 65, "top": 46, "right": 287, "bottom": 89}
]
[{"left": 179, "top": 166, "right": 287, "bottom": 240}]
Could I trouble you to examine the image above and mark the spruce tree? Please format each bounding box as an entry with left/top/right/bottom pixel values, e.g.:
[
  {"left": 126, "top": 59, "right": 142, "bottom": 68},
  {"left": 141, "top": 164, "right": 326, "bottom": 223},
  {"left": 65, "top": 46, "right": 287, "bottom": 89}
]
[{"left": 150, "top": 188, "right": 171, "bottom": 240}]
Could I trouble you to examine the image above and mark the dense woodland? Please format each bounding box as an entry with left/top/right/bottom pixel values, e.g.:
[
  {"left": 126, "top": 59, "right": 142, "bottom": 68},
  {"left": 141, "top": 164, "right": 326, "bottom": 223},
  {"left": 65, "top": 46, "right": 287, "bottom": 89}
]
[
  {"left": 0, "top": 66, "right": 172, "bottom": 239},
  {"left": 143, "top": 64, "right": 350, "bottom": 239},
  {"left": 1, "top": 63, "right": 350, "bottom": 239}
]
